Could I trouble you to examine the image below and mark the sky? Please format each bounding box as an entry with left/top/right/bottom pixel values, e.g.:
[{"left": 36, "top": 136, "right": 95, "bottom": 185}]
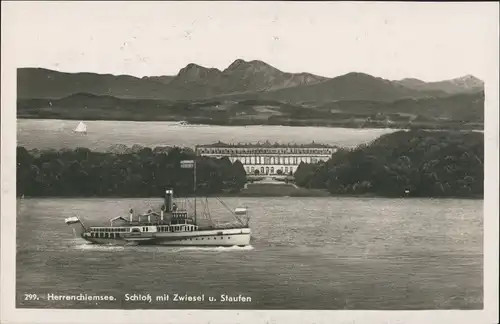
[{"left": 2, "top": 1, "right": 499, "bottom": 81}]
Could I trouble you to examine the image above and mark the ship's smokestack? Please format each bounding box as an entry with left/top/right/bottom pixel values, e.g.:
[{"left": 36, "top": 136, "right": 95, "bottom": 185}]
[
  {"left": 129, "top": 209, "right": 133, "bottom": 222},
  {"left": 164, "top": 189, "right": 173, "bottom": 212}
]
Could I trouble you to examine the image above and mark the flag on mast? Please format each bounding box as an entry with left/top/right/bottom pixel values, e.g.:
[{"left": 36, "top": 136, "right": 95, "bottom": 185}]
[{"left": 64, "top": 216, "right": 80, "bottom": 225}]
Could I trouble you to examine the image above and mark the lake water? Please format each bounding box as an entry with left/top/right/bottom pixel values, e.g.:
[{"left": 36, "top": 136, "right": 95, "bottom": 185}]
[
  {"left": 17, "top": 119, "right": 398, "bottom": 151},
  {"left": 16, "top": 197, "right": 483, "bottom": 310}
]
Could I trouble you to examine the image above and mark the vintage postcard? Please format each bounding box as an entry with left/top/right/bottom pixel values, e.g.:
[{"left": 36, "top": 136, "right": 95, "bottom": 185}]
[{"left": 1, "top": 1, "right": 498, "bottom": 324}]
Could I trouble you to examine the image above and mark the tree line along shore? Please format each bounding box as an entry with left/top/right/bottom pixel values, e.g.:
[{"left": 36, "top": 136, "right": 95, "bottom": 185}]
[{"left": 16, "top": 130, "right": 483, "bottom": 199}]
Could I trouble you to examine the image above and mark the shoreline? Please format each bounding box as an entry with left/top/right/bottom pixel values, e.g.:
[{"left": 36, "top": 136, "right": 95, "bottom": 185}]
[
  {"left": 17, "top": 194, "right": 484, "bottom": 200},
  {"left": 16, "top": 116, "right": 484, "bottom": 131}
]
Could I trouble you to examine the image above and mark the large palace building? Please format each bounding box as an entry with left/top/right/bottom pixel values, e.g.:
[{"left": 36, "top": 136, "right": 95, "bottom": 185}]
[{"left": 197, "top": 141, "right": 338, "bottom": 175}]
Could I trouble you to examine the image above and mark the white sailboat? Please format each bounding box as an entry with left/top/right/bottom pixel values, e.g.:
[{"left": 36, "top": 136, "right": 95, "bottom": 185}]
[{"left": 74, "top": 121, "right": 87, "bottom": 134}]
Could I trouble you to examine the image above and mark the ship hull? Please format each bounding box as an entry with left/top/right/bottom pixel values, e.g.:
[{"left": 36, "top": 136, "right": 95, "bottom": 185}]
[
  {"left": 80, "top": 228, "right": 251, "bottom": 247},
  {"left": 154, "top": 232, "right": 251, "bottom": 247},
  {"left": 82, "top": 238, "right": 134, "bottom": 246}
]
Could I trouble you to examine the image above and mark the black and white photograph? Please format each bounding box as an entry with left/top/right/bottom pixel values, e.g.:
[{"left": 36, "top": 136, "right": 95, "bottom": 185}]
[{"left": 1, "top": 2, "right": 498, "bottom": 324}]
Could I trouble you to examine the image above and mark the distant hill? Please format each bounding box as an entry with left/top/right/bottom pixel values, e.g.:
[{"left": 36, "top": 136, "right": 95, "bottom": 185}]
[
  {"left": 18, "top": 60, "right": 484, "bottom": 103},
  {"left": 17, "top": 90, "right": 484, "bottom": 129},
  {"left": 17, "top": 68, "right": 184, "bottom": 100},
  {"left": 318, "top": 91, "right": 484, "bottom": 122},
  {"left": 141, "top": 75, "right": 175, "bottom": 84},
  {"left": 394, "top": 75, "right": 484, "bottom": 94},
  {"left": 244, "top": 72, "right": 448, "bottom": 103}
]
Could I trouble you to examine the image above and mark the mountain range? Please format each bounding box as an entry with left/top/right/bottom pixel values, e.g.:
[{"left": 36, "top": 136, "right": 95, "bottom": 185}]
[{"left": 17, "top": 59, "right": 484, "bottom": 103}]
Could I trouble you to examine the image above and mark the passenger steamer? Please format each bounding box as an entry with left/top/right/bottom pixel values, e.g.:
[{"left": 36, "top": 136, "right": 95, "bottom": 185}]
[{"left": 65, "top": 158, "right": 251, "bottom": 247}]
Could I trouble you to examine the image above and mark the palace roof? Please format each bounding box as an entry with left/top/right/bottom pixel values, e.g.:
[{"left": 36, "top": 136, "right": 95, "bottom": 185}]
[{"left": 198, "top": 141, "right": 337, "bottom": 149}]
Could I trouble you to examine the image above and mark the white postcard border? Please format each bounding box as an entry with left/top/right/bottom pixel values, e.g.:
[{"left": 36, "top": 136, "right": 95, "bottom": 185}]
[{"left": 1, "top": 2, "right": 498, "bottom": 324}]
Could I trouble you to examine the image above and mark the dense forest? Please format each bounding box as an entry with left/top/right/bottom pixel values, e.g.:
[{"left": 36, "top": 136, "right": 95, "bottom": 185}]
[
  {"left": 16, "top": 146, "right": 247, "bottom": 197},
  {"left": 17, "top": 130, "right": 484, "bottom": 198},
  {"left": 294, "top": 130, "right": 484, "bottom": 198}
]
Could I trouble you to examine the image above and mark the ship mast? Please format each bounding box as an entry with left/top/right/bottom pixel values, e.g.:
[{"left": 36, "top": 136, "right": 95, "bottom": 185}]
[{"left": 194, "top": 145, "right": 197, "bottom": 225}]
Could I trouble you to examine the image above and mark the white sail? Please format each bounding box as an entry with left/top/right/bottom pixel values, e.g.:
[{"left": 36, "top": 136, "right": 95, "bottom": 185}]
[{"left": 74, "top": 121, "right": 87, "bottom": 133}]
